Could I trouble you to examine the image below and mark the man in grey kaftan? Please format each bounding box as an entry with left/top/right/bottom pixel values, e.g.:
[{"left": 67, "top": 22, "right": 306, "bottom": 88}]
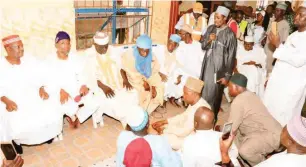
[{"left": 200, "top": 6, "right": 237, "bottom": 120}]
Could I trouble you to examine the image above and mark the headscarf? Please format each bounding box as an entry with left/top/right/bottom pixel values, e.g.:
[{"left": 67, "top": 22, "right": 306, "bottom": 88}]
[{"left": 133, "top": 34, "right": 153, "bottom": 78}]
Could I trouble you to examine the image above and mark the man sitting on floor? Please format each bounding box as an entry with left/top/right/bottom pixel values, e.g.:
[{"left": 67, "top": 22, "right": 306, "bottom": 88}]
[
  {"left": 182, "top": 106, "right": 239, "bottom": 166},
  {"left": 81, "top": 31, "right": 139, "bottom": 128},
  {"left": 121, "top": 35, "right": 164, "bottom": 115},
  {"left": 152, "top": 77, "right": 210, "bottom": 150},
  {"left": 116, "top": 105, "right": 182, "bottom": 167}
]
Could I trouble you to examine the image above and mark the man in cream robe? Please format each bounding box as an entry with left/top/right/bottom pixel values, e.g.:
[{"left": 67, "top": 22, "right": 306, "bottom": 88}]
[
  {"left": 236, "top": 36, "right": 266, "bottom": 98},
  {"left": 121, "top": 35, "right": 164, "bottom": 115},
  {"left": 0, "top": 35, "right": 63, "bottom": 145},
  {"left": 44, "top": 31, "right": 94, "bottom": 127},
  {"left": 81, "top": 32, "right": 139, "bottom": 128},
  {"left": 152, "top": 77, "right": 211, "bottom": 150}
]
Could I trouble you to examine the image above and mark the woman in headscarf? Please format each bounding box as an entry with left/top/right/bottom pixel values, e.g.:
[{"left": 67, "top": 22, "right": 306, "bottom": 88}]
[{"left": 121, "top": 35, "right": 164, "bottom": 115}]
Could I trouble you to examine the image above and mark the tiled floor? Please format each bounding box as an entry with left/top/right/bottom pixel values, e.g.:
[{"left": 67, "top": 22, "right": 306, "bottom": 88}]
[{"left": 22, "top": 100, "right": 230, "bottom": 167}]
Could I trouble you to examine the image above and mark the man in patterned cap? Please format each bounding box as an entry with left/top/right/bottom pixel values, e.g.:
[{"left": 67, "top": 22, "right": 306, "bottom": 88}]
[
  {"left": 227, "top": 73, "right": 282, "bottom": 166},
  {"left": 116, "top": 105, "right": 182, "bottom": 166},
  {"left": 81, "top": 31, "right": 139, "bottom": 128},
  {"left": 121, "top": 34, "right": 164, "bottom": 115},
  {"left": 200, "top": 6, "right": 237, "bottom": 121},
  {"left": 152, "top": 77, "right": 211, "bottom": 150},
  {"left": 0, "top": 35, "right": 63, "bottom": 146}
]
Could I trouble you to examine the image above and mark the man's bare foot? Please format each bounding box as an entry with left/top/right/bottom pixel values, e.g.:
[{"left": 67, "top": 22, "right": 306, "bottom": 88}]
[
  {"left": 66, "top": 117, "right": 80, "bottom": 129},
  {"left": 169, "top": 97, "right": 181, "bottom": 108}
]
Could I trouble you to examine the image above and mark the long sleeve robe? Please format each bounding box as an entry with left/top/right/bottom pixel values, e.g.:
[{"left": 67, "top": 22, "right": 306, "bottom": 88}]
[
  {"left": 80, "top": 46, "right": 139, "bottom": 127},
  {"left": 163, "top": 98, "right": 211, "bottom": 150},
  {"left": 237, "top": 46, "right": 267, "bottom": 98},
  {"left": 200, "top": 25, "right": 237, "bottom": 118},
  {"left": 263, "top": 30, "right": 306, "bottom": 126},
  {"left": 0, "top": 55, "right": 63, "bottom": 145},
  {"left": 122, "top": 49, "right": 164, "bottom": 115}
]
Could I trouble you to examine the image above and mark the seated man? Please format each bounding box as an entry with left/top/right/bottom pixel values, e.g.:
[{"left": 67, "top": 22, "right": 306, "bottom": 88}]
[
  {"left": 227, "top": 73, "right": 282, "bottom": 166},
  {"left": 81, "top": 31, "right": 139, "bottom": 128},
  {"left": 0, "top": 35, "right": 63, "bottom": 146},
  {"left": 121, "top": 35, "right": 164, "bottom": 115},
  {"left": 152, "top": 77, "right": 211, "bottom": 150},
  {"left": 116, "top": 105, "right": 182, "bottom": 167},
  {"left": 220, "top": 115, "right": 306, "bottom": 167},
  {"left": 176, "top": 24, "right": 204, "bottom": 80},
  {"left": 44, "top": 31, "right": 92, "bottom": 128},
  {"left": 235, "top": 36, "right": 266, "bottom": 98},
  {"left": 182, "top": 106, "right": 239, "bottom": 166},
  {"left": 156, "top": 34, "right": 184, "bottom": 107}
]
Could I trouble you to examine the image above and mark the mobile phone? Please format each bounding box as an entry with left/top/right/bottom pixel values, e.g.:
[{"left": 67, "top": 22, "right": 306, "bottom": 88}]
[
  {"left": 271, "top": 21, "right": 278, "bottom": 35},
  {"left": 1, "top": 143, "right": 17, "bottom": 160},
  {"left": 222, "top": 123, "right": 233, "bottom": 140}
]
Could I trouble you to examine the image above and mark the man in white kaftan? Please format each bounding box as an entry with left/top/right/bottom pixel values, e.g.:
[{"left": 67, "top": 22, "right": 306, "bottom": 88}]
[
  {"left": 81, "top": 32, "right": 139, "bottom": 128},
  {"left": 176, "top": 24, "right": 204, "bottom": 86},
  {"left": 0, "top": 35, "right": 63, "bottom": 145},
  {"left": 236, "top": 36, "right": 266, "bottom": 98},
  {"left": 44, "top": 31, "right": 95, "bottom": 127},
  {"left": 264, "top": 5, "right": 306, "bottom": 126},
  {"left": 154, "top": 34, "right": 185, "bottom": 102}
]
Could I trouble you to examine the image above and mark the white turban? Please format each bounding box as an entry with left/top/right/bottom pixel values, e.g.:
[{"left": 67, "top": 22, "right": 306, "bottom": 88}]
[
  {"left": 93, "top": 31, "right": 109, "bottom": 45},
  {"left": 245, "top": 36, "right": 254, "bottom": 43}
]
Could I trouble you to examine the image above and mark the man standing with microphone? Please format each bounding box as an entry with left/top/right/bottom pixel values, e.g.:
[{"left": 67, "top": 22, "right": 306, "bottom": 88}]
[{"left": 199, "top": 6, "right": 237, "bottom": 121}]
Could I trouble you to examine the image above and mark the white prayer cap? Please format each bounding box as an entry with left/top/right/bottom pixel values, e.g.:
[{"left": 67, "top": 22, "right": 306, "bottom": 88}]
[
  {"left": 93, "top": 31, "right": 109, "bottom": 45},
  {"left": 126, "top": 105, "right": 149, "bottom": 132},
  {"left": 287, "top": 115, "right": 306, "bottom": 147},
  {"left": 259, "top": 10, "right": 266, "bottom": 17},
  {"left": 244, "top": 36, "right": 254, "bottom": 43},
  {"left": 216, "top": 6, "right": 230, "bottom": 18},
  {"left": 276, "top": 2, "right": 288, "bottom": 10}
]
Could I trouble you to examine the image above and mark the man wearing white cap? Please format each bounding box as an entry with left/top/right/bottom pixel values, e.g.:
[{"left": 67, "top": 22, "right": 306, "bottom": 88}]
[
  {"left": 152, "top": 77, "right": 211, "bottom": 150},
  {"left": 220, "top": 115, "right": 306, "bottom": 167},
  {"left": 116, "top": 105, "right": 182, "bottom": 167},
  {"left": 176, "top": 24, "right": 204, "bottom": 80},
  {"left": 200, "top": 6, "right": 237, "bottom": 121},
  {"left": 0, "top": 35, "right": 63, "bottom": 145},
  {"left": 264, "top": 2, "right": 290, "bottom": 76},
  {"left": 236, "top": 36, "right": 266, "bottom": 98},
  {"left": 121, "top": 35, "right": 164, "bottom": 115},
  {"left": 81, "top": 31, "right": 139, "bottom": 128},
  {"left": 175, "top": 2, "right": 208, "bottom": 41},
  {"left": 263, "top": 3, "right": 306, "bottom": 127}
]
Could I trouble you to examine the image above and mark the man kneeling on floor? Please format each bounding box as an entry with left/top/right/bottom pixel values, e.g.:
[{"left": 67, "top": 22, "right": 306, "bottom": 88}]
[
  {"left": 227, "top": 73, "right": 282, "bottom": 166},
  {"left": 152, "top": 77, "right": 211, "bottom": 150},
  {"left": 116, "top": 106, "right": 182, "bottom": 167}
]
